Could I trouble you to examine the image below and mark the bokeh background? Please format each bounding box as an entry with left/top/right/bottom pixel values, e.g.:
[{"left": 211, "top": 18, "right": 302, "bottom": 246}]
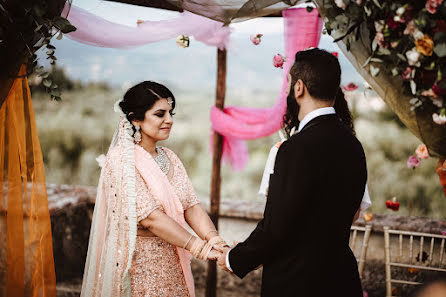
[{"left": 31, "top": 0, "right": 446, "bottom": 219}]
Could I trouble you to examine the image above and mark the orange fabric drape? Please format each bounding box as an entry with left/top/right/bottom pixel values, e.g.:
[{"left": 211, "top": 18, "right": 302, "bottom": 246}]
[{"left": 0, "top": 65, "right": 56, "bottom": 297}]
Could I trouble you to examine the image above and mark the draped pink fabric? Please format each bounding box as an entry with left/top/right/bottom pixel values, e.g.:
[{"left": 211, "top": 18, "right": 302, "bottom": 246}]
[
  {"left": 134, "top": 145, "right": 195, "bottom": 297},
  {"left": 62, "top": 4, "right": 230, "bottom": 49},
  {"left": 210, "top": 8, "right": 323, "bottom": 170}
]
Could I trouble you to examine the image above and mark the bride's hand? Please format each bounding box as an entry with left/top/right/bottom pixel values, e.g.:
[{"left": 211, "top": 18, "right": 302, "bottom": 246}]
[{"left": 207, "top": 249, "right": 223, "bottom": 261}]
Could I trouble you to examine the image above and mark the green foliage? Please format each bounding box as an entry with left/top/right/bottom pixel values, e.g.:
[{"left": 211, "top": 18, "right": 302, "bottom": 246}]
[
  {"left": 322, "top": 0, "right": 446, "bottom": 116},
  {"left": 0, "top": 0, "right": 76, "bottom": 100}
]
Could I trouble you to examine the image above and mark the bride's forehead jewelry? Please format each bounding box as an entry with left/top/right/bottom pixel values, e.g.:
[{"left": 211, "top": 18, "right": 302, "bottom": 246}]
[{"left": 167, "top": 97, "right": 173, "bottom": 107}]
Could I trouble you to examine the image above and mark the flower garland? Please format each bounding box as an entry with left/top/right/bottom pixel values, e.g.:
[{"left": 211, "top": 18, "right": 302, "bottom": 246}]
[{"left": 323, "top": 0, "right": 446, "bottom": 125}]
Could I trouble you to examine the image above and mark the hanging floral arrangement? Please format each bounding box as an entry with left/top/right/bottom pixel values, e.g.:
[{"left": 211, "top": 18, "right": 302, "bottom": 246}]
[{"left": 322, "top": 0, "right": 446, "bottom": 125}]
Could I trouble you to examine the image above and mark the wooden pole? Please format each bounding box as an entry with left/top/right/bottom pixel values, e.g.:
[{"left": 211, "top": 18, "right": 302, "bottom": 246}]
[{"left": 205, "top": 48, "right": 226, "bottom": 297}]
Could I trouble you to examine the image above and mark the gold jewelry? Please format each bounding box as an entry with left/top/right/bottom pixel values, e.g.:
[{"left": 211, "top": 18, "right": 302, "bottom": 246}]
[{"left": 183, "top": 234, "right": 194, "bottom": 249}]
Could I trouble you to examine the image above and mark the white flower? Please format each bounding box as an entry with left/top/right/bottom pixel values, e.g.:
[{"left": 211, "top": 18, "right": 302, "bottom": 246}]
[
  {"left": 363, "top": 81, "right": 372, "bottom": 89},
  {"left": 406, "top": 47, "right": 420, "bottom": 66},
  {"left": 334, "top": 0, "right": 346, "bottom": 9},
  {"left": 96, "top": 154, "right": 107, "bottom": 168},
  {"left": 114, "top": 99, "right": 124, "bottom": 115},
  {"left": 433, "top": 113, "right": 446, "bottom": 125},
  {"left": 374, "top": 20, "right": 385, "bottom": 32},
  {"left": 413, "top": 29, "right": 424, "bottom": 40},
  {"left": 176, "top": 35, "right": 190, "bottom": 48},
  {"left": 396, "top": 6, "right": 406, "bottom": 15}
]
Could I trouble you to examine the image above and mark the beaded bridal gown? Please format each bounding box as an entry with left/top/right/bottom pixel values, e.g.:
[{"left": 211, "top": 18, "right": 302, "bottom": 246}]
[{"left": 130, "top": 146, "right": 200, "bottom": 297}]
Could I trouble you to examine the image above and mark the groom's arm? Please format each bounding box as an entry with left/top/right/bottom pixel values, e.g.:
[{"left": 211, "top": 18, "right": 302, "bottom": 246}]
[{"left": 228, "top": 139, "right": 313, "bottom": 278}]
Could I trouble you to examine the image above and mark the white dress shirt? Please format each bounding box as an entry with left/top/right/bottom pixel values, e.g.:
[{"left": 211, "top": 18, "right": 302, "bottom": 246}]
[{"left": 226, "top": 107, "right": 371, "bottom": 271}]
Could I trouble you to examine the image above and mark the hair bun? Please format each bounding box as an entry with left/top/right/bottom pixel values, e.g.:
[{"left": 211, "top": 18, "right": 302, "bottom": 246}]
[{"left": 119, "top": 101, "right": 128, "bottom": 114}]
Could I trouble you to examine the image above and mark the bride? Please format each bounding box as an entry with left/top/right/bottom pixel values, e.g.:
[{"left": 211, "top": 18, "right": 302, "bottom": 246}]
[{"left": 81, "top": 81, "right": 227, "bottom": 297}]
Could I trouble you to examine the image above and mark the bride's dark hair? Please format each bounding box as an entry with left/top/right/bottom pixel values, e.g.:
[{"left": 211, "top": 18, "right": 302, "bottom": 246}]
[
  {"left": 334, "top": 88, "right": 355, "bottom": 135},
  {"left": 282, "top": 48, "right": 355, "bottom": 135},
  {"left": 119, "top": 81, "right": 175, "bottom": 123}
]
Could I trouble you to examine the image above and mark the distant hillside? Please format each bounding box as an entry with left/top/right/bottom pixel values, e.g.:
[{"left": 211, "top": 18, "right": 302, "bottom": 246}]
[{"left": 37, "top": 32, "right": 364, "bottom": 91}]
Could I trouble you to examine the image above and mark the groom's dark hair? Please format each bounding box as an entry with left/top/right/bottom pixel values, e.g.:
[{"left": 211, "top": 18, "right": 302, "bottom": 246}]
[
  {"left": 283, "top": 48, "right": 355, "bottom": 135},
  {"left": 289, "top": 48, "right": 341, "bottom": 101}
]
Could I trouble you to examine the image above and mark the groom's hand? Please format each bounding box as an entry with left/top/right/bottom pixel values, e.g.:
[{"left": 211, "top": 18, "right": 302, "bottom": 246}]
[{"left": 215, "top": 246, "right": 232, "bottom": 273}]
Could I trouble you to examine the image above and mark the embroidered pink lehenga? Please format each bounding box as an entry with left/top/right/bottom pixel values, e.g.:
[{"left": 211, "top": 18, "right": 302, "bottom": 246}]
[
  {"left": 81, "top": 117, "right": 199, "bottom": 297},
  {"left": 130, "top": 146, "right": 200, "bottom": 296}
]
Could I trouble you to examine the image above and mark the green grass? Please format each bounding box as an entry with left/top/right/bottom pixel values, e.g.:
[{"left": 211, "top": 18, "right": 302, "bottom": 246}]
[{"left": 32, "top": 87, "right": 446, "bottom": 219}]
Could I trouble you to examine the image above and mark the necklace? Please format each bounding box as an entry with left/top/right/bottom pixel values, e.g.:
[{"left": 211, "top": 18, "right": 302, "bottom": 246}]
[{"left": 153, "top": 147, "right": 170, "bottom": 175}]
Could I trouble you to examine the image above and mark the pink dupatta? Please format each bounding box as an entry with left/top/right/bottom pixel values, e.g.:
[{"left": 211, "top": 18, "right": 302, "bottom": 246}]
[{"left": 134, "top": 145, "right": 195, "bottom": 297}]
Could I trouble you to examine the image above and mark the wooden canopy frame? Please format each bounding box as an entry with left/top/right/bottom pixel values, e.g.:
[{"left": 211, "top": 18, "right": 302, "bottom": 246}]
[{"left": 103, "top": 2, "right": 286, "bottom": 296}]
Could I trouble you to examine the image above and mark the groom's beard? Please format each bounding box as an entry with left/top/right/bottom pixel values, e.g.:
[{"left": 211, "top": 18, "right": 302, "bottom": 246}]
[{"left": 286, "top": 92, "right": 300, "bottom": 129}]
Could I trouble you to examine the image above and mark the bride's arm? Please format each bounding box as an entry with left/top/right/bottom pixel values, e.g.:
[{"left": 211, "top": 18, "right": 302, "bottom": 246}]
[
  {"left": 140, "top": 209, "right": 195, "bottom": 248},
  {"left": 184, "top": 204, "right": 219, "bottom": 241},
  {"left": 140, "top": 209, "right": 221, "bottom": 259}
]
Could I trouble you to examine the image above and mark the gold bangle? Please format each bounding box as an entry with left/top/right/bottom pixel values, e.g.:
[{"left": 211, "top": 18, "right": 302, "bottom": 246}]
[{"left": 183, "top": 234, "right": 194, "bottom": 249}]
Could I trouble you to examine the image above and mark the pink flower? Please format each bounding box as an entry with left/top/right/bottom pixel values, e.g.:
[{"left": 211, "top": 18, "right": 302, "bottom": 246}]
[
  {"left": 343, "top": 83, "right": 359, "bottom": 92},
  {"left": 442, "top": 231, "right": 446, "bottom": 236},
  {"left": 426, "top": 0, "right": 443, "bottom": 14},
  {"left": 415, "top": 144, "right": 430, "bottom": 160},
  {"left": 335, "top": 0, "right": 346, "bottom": 9},
  {"left": 374, "top": 32, "right": 386, "bottom": 48},
  {"left": 404, "top": 21, "right": 416, "bottom": 35},
  {"left": 407, "top": 156, "right": 421, "bottom": 169},
  {"left": 250, "top": 34, "right": 263, "bottom": 45},
  {"left": 332, "top": 51, "right": 339, "bottom": 58},
  {"left": 273, "top": 54, "right": 286, "bottom": 69},
  {"left": 363, "top": 291, "right": 368, "bottom": 297},
  {"left": 402, "top": 67, "right": 413, "bottom": 81}
]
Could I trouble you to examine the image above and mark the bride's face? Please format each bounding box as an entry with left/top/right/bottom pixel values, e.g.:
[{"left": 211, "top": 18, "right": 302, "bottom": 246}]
[{"left": 138, "top": 98, "right": 174, "bottom": 143}]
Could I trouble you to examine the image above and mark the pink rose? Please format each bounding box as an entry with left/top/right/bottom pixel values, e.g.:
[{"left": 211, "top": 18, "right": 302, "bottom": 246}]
[
  {"left": 273, "top": 54, "right": 286, "bottom": 69},
  {"left": 363, "top": 291, "right": 368, "bottom": 297},
  {"left": 442, "top": 231, "right": 446, "bottom": 236},
  {"left": 407, "top": 156, "right": 421, "bottom": 169},
  {"left": 250, "top": 34, "right": 263, "bottom": 45},
  {"left": 426, "top": 0, "right": 443, "bottom": 14},
  {"left": 415, "top": 144, "right": 430, "bottom": 160},
  {"left": 343, "top": 83, "right": 359, "bottom": 91}
]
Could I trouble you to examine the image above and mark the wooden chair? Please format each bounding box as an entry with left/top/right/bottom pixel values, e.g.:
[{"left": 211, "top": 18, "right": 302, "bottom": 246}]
[
  {"left": 384, "top": 227, "right": 446, "bottom": 297},
  {"left": 350, "top": 225, "right": 372, "bottom": 278}
]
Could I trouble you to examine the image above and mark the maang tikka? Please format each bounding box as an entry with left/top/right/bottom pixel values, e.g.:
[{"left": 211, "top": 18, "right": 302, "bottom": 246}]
[{"left": 134, "top": 125, "right": 142, "bottom": 144}]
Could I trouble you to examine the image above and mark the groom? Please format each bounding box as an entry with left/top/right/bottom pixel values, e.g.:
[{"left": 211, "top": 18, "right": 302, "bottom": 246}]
[{"left": 216, "top": 48, "right": 367, "bottom": 297}]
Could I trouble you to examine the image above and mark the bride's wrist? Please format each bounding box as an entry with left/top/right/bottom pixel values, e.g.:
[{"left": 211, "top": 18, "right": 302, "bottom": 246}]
[{"left": 204, "top": 230, "right": 218, "bottom": 241}]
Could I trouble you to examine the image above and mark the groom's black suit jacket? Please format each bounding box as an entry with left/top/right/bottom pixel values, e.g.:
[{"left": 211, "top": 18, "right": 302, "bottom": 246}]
[{"left": 229, "top": 114, "right": 367, "bottom": 297}]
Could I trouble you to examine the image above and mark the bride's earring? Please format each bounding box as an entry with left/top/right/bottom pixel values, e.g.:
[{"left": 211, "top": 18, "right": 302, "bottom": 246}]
[{"left": 134, "top": 125, "right": 142, "bottom": 144}]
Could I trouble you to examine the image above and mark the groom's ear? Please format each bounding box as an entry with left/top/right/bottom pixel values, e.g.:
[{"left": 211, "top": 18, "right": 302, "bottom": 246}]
[{"left": 293, "top": 79, "right": 305, "bottom": 99}]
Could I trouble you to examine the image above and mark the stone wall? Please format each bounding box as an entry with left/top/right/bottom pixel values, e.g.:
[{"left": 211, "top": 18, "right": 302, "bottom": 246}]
[{"left": 46, "top": 184, "right": 446, "bottom": 297}]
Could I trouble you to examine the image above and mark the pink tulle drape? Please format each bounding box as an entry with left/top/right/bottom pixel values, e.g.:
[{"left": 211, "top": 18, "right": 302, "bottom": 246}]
[
  {"left": 210, "top": 8, "right": 323, "bottom": 170},
  {"left": 62, "top": 4, "right": 231, "bottom": 49}
]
